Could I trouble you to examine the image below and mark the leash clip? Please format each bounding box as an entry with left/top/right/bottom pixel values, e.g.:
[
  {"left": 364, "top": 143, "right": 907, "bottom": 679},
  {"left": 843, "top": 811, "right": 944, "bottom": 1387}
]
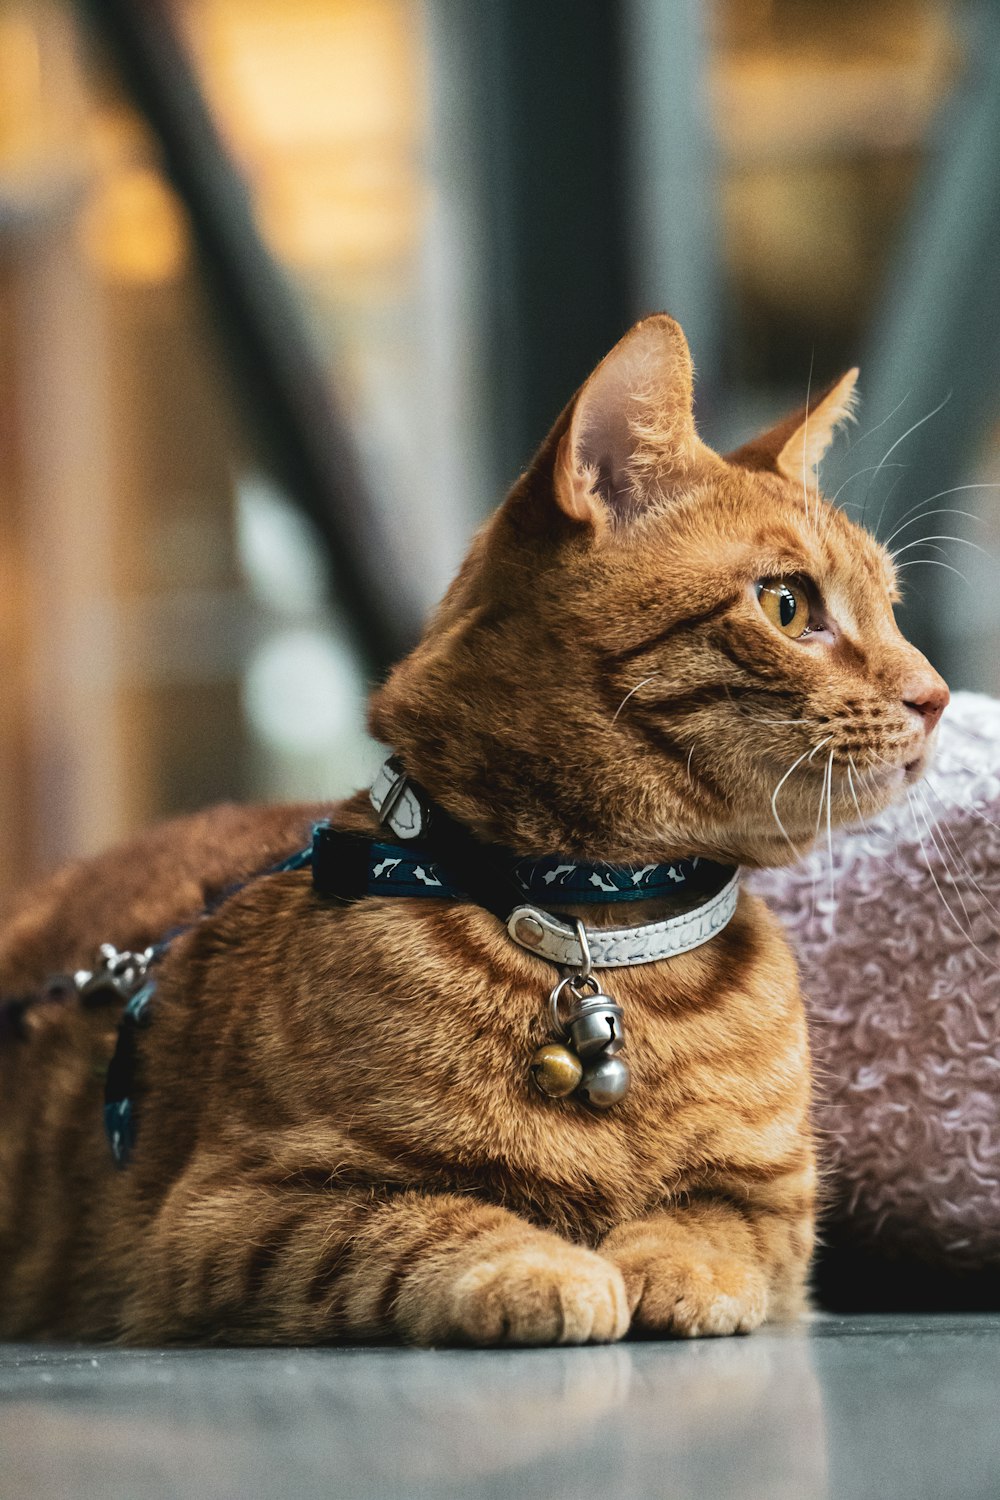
[{"left": 73, "top": 943, "right": 155, "bottom": 1006}]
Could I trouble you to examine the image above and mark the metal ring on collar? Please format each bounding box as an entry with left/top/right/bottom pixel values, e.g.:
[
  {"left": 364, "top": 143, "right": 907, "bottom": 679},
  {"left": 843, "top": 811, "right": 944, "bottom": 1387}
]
[
  {"left": 569, "top": 917, "right": 593, "bottom": 980},
  {"left": 548, "top": 973, "right": 601, "bottom": 1036}
]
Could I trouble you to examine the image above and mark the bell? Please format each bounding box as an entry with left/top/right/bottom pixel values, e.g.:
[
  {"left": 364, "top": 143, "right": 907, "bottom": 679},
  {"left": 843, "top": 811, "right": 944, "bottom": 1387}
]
[
  {"left": 577, "top": 1054, "right": 631, "bottom": 1110},
  {"left": 567, "top": 997, "right": 625, "bottom": 1059},
  {"left": 530, "top": 1043, "right": 584, "bottom": 1099}
]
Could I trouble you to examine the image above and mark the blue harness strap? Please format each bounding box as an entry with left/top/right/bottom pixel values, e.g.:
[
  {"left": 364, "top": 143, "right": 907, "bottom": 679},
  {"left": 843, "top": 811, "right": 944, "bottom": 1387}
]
[
  {"left": 103, "top": 981, "right": 155, "bottom": 1166},
  {"left": 102, "top": 832, "right": 319, "bottom": 1167}
]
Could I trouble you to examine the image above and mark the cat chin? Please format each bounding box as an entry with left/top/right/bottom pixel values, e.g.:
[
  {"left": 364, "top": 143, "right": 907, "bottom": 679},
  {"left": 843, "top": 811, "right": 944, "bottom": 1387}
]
[
  {"left": 865, "top": 763, "right": 909, "bottom": 797},
  {"left": 903, "top": 753, "right": 933, "bottom": 785},
  {"left": 864, "top": 753, "right": 930, "bottom": 799}
]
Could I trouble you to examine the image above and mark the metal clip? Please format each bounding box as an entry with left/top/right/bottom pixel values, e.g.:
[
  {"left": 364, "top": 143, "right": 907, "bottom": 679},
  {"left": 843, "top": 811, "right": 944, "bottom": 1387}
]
[
  {"left": 369, "top": 756, "right": 430, "bottom": 840},
  {"left": 370, "top": 756, "right": 409, "bottom": 822},
  {"left": 74, "top": 944, "right": 155, "bottom": 1005}
]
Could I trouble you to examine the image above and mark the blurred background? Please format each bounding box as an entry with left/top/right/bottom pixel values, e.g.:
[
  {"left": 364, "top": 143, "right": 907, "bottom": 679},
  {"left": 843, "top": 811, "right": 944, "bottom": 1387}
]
[{"left": 0, "top": 0, "right": 997, "bottom": 910}]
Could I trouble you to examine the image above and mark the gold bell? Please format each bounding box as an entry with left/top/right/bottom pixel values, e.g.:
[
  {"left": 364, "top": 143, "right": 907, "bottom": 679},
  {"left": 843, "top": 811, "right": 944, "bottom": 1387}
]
[{"left": 530, "top": 1043, "right": 583, "bottom": 1099}]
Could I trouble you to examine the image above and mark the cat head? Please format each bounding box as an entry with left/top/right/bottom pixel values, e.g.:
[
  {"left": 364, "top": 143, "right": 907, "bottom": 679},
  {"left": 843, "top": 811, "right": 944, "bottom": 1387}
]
[{"left": 369, "top": 315, "right": 948, "bottom": 868}]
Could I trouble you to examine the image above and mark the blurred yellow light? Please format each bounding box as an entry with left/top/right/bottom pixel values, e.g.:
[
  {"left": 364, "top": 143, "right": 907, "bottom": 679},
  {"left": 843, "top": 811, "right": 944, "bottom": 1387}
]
[
  {"left": 80, "top": 164, "right": 189, "bottom": 285},
  {"left": 192, "top": 0, "right": 419, "bottom": 150},
  {"left": 181, "top": 0, "right": 424, "bottom": 272},
  {"left": 0, "top": 13, "right": 43, "bottom": 165},
  {"left": 258, "top": 155, "right": 423, "bottom": 271}
]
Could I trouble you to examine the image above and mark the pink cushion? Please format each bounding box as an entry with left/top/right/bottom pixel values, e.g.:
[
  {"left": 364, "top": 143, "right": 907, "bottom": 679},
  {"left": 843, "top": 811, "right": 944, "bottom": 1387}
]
[{"left": 750, "top": 692, "right": 1000, "bottom": 1272}]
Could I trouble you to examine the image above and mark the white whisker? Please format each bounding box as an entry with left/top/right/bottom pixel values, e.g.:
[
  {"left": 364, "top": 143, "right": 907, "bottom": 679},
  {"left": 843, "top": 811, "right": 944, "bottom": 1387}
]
[
  {"left": 918, "top": 794, "right": 1000, "bottom": 932},
  {"left": 830, "top": 461, "right": 905, "bottom": 507},
  {"left": 921, "top": 775, "right": 1000, "bottom": 888},
  {"left": 882, "top": 481, "right": 1000, "bottom": 537},
  {"left": 910, "top": 788, "right": 994, "bottom": 941},
  {"left": 612, "top": 674, "right": 659, "bottom": 723},
  {"left": 802, "top": 351, "right": 815, "bottom": 529},
  {"left": 814, "top": 753, "right": 829, "bottom": 837},
  {"left": 769, "top": 735, "right": 832, "bottom": 856},
  {"left": 873, "top": 470, "right": 907, "bottom": 539},
  {"left": 906, "top": 790, "right": 994, "bottom": 963},
  {"left": 824, "top": 751, "right": 836, "bottom": 935},
  {"left": 895, "top": 558, "right": 970, "bottom": 584},
  {"left": 890, "top": 534, "right": 990, "bottom": 562},
  {"left": 844, "top": 754, "right": 901, "bottom": 866},
  {"left": 844, "top": 391, "right": 910, "bottom": 456},
  {"left": 870, "top": 391, "right": 951, "bottom": 483},
  {"left": 845, "top": 755, "right": 869, "bottom": 830},
  {"left": 863, "top": 391, "right": 951, "bottom": 531},
  {"left": 883, "top": 508, "right": 982, "bottom": 549}
]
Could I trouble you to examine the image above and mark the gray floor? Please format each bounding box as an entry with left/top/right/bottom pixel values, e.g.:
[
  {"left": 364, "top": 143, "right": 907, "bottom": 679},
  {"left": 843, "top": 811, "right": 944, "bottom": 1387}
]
[{"left": 1, "top": 1315, "right": 998, "bottom": 1500}]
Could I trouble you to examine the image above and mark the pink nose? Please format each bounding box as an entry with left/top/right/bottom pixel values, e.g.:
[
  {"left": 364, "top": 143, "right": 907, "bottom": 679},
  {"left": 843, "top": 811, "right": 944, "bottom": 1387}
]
[{"left": 903, "top": 673, "right": 949, "bottom": 734}]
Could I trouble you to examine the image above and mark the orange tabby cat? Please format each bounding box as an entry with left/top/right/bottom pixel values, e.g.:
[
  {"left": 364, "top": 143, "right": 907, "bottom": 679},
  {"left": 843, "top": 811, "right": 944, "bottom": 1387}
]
[{"left": 0, "top": 315, "right": 946, "bottom": 1345}]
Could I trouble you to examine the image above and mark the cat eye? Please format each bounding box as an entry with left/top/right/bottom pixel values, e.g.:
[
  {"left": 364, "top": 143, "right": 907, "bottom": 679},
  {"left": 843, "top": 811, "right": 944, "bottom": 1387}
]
[{"left": 756, "top": 578, "right": 810, "bottom": 639}]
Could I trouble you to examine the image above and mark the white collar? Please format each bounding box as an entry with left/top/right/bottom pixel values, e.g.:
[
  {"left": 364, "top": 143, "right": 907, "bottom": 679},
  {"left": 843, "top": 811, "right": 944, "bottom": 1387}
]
[{"left": 505, "top": 868, "right": 741, "bottom": 968}]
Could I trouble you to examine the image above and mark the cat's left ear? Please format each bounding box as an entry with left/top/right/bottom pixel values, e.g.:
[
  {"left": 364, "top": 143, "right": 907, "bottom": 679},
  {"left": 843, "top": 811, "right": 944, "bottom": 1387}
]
[
  {"left": 726, "top": 368, "right": 860, "bottom": 482},
  {"left": 553, "top": 314, "right": 706, "bottom": 530}
]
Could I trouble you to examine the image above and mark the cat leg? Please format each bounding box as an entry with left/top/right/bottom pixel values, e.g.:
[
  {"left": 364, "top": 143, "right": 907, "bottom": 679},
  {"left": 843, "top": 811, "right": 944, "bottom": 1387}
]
[
  {"left": 124, "top": 1178, "right": 630, "bottom": 1347},
  {"left": 600, "top": 1169, "right": 816, "bottom": 1338}
]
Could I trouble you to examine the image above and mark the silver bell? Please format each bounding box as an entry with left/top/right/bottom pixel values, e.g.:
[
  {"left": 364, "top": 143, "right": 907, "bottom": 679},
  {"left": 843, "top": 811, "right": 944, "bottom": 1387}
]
[
  {"left": 577, "top": 1054, "right": 631, "bottom": 1110},
  {"left": 567, "top": 997, "right": 625, "bottom": 1059}
]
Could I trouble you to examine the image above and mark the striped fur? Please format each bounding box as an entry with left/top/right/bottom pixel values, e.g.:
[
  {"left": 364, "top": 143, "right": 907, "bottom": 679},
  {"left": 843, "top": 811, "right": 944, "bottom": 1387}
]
[{"left": 0, "top": 316, "right": 945, "bottom": 1345}]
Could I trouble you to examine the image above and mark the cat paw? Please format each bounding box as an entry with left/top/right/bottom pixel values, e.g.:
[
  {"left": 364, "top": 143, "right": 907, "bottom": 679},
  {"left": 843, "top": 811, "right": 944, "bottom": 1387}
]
[
  {"left": 613, "top": 1248, "right": 768, "bottom": 1338},
  {"left": 402, "top": 1242, "right": 631, "bottom": 1347}
]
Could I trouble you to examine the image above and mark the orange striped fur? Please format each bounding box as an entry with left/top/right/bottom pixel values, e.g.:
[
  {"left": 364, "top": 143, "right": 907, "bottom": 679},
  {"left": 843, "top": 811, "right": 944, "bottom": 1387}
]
[{"left": 0, "top": 316, "right": 945, "bottom": 1344}]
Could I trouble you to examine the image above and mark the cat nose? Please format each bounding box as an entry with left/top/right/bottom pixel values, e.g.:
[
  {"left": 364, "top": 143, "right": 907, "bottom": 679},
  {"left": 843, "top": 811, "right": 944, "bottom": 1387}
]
[{"left": 903, "top": 671, "right": 949, "bottom": 734}]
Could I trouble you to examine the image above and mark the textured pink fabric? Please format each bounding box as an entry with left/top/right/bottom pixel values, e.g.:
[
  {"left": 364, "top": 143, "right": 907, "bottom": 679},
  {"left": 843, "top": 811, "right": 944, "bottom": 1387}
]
[{"left": 750, "top": 692, "right": 1000, "bottom": 1270}]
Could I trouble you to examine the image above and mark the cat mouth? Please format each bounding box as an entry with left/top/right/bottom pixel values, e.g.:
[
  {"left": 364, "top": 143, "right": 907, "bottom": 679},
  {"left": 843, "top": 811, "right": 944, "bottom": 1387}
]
[
  {"left": 864, "top": 752, "right": 927, "bottom": 786},
  {"left": 853, "top": 757, "right": 919, "bottom": 796}
]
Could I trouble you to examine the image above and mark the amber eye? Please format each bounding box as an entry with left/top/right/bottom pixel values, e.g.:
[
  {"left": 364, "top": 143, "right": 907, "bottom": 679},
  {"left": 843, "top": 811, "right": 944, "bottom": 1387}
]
[{"left": 756, "top": 578, "right": 810, "bottom": 639}]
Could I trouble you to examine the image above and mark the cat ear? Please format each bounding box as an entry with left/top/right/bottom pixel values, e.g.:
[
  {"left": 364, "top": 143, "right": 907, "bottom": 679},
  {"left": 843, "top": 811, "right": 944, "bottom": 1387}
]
[
  {"left": 726, "top": 369, "right": 860, "bottom": 482},
  {"left": 554, "top": 314, "right": 702, "bottom": 529}
]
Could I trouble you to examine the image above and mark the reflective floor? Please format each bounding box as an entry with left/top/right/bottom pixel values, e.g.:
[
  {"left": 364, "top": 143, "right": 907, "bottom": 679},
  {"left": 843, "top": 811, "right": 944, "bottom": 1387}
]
[{"left": 1, "top": 1315, "right": 998, "bottom": 1500}]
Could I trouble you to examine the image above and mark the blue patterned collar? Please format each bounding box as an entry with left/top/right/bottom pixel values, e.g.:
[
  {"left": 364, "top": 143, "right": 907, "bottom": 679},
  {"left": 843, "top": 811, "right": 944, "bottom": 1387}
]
[
  {"left": 357, "top": 757, "right": 717, "bottom": 910},
  {"left": 364, "top": 839, "right": 703, "bottom": 905}
]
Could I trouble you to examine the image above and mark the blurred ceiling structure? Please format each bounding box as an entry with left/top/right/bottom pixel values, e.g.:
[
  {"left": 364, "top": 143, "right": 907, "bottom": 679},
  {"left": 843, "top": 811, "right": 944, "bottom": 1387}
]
[{"left": 0, "top": 0, "right": 993, "bottom": 911}]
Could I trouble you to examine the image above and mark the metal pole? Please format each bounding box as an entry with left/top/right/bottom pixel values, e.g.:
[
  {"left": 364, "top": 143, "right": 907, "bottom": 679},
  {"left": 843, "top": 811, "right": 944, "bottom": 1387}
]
[
  {"left": 75, "top": 0, "right": 423, "bottom": 677},
  {"left": 841, "top": 1, "right": 1000, "bottom": 676},
  {"left": 465, "top": 0, "right": 632, "bottom": 485}
]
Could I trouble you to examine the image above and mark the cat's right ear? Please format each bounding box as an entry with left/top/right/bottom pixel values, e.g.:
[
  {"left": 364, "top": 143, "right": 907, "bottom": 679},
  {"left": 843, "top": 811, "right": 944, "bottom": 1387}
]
[{"left": 553, "top": 314, "right": 702, "bottom": 532}]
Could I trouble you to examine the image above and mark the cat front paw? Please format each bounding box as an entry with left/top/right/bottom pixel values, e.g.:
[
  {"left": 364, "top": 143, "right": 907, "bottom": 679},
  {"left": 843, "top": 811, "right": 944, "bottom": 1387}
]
[
  {"left": 612, "top": 1247, "right": 768, "bottom": 1338},
  {"left": 401, "top": 1242, "right": 631, "bottom": 1347}
]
